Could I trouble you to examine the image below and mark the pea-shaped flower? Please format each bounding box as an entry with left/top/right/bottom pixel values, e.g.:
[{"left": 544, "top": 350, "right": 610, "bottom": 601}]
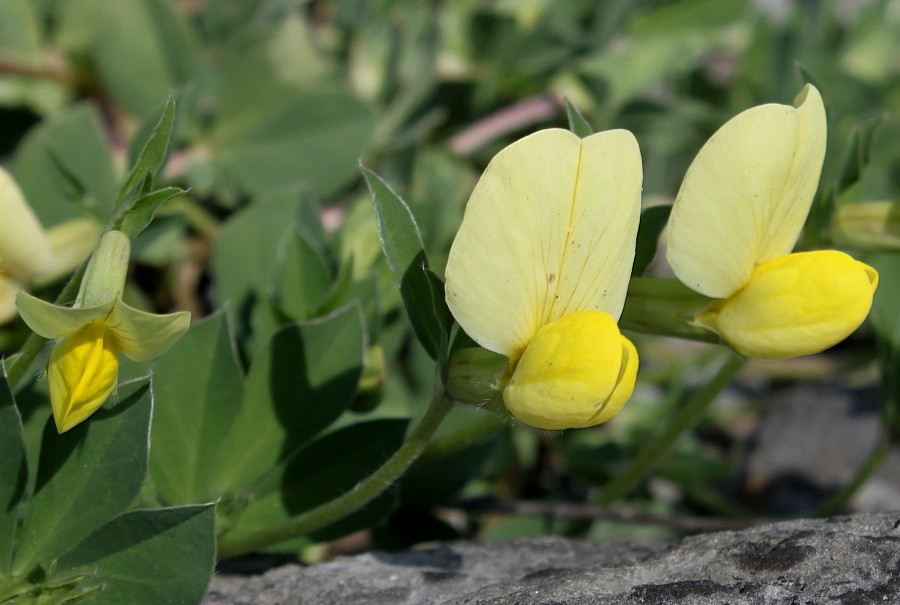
[
  {"left": 0, "top": 167, "right": 100, "bottom": 323},
  {"left": 0, "top": 167, "right": 57, "bottom": 322},
  {"left": 445, "top": 128, "right": 642, "bottom": 430},
  {"left": 666, "top": 84, "right": 878, "bottom": 359},
  {"left": 16, "top": 230, "right": 190, "bottom": 432}
]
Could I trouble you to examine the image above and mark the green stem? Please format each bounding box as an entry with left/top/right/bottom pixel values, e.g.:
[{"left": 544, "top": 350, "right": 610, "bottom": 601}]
[
  {"left": 163, "top": 197, "right": 220, "bottom": 240},
  {"left": 216, "top": 387, "right": 455, "bottom": 558},
  {"left": 812, "top": 432, "right": 892, "bottom": 518},
  {"left": 4, "top": 263, "right": 86, "bottom": 390},
  {"left": 620, "top": 278, "right": 722, "bottom": 344},
  {"left": 599, "top": 351, "right": 745, "bottom": 505}
]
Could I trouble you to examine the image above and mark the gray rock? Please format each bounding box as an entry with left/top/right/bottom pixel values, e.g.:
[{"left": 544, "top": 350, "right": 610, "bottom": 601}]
[
  {"left": 205, "top": 512, "right": 900, "bottom": 604},
  {"left": 741, "top": 384, "right": 900, "bottom": 514}
]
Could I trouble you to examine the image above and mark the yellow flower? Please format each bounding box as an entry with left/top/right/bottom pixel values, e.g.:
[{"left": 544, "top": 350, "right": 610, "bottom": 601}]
[
  {"left": 0, "top": 166, "right": 100, "bottom": 323},
  {"left": 666, "top": 84, "right": 878, "bottom": 359},
  {"left": 17, "top": 231, "right": 190, "bottom": 432},
  {"left": 445, "top": 128, "right": 642, "bottom": 430},
  {"left": 0, "top": 167, "right": 55, "bottom": 323}
]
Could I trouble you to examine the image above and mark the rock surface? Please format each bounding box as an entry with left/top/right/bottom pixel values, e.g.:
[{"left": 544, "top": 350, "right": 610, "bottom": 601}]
[
  {"left": 741, "top": 383, "right": 900, "bottom": 514},
  {"left": 205, "top": 512, "right": 900, "bottom": 604}
]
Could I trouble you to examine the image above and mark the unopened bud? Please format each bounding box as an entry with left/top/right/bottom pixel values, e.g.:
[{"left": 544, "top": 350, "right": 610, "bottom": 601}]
[
  {"left": 831, "top": 201, "right": 900, "bottom": 251},
  {"left": 350, "top": 344, "right": 386, "bottom": 413}
]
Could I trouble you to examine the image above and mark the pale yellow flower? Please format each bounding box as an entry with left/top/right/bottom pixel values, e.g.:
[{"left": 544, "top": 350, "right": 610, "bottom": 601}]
[
  {"left": 0, "top": 166, "right": 99, "bottom": 323},
  {"left": 445, "top": 128, "right": 642, "bottom": 430},
  {"left": 666, "top": 85, "right": 878, "bottom": 359},
  {"left": 17, "top": 231, "right": 190, "bottom": 432}
]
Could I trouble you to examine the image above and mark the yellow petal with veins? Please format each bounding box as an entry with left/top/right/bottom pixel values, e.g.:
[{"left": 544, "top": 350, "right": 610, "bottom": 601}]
[
  {"left": 48, "top": 322, "right": 119, "bottom": 433},
  {"left": 699, "top": 250, "right": 878, "bottom": 359},
  {"left": 503, "top": 311, "right": 638, "bottom": 430},
  {"left": 667, "top": 85, "right": 827, "bottom": 298},
  {"left": 445, "top": 128, "right": 642, "bottom": 360}
]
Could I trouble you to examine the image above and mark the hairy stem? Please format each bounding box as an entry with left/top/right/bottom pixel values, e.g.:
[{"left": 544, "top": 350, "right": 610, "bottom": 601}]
[{"left": 216, "top": 385, "right": 454, "bottom": 558}]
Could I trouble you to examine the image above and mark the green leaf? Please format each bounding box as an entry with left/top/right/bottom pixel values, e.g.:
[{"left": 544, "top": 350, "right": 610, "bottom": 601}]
[
  {"left": 113, "top": 186, "right": 184, "bottom": 239},
  {"left": 115, "top": 95, "right": 177, "bottom": 208},
  {"left": 223, "top": 419, "right": 408, "bottom": 546},
  {"left": 276, "top": 230, "right": 333, "bottom": 321},
  {"left": 565, "top": 98, "right": 594, "bottom": 137},
  {"left": 12, "top": 379, "right": 152, "bottom": 575},
  {"left": 870, "top": 254, "right": 900, "bottom": 348},
  {"left": 56, "top": 0, "right": 196, "bottom": 117},
  {"left": 632, "top": 205, "right": 672, "bottom": 276},
  {"left": 0, "top": 374, "right": 28, "bottom": 578},
  {"left": 54, "top": 504, "right": 216, "bottom": 605},
  {"left": 151, "top": 312, "right": 244, "bottom": 504},
  {"left": 212, "top": 188, "right": 302, "bottom": 311},
  {"left": 213, "top": 89, "right": 375, "bottom": 198},
  {"left": 211, "top": 305, "right": 365, "bottom": 493},
  {"left": 835, "top": 118, "right": 882, "bottom": 195},
  {"left": 13, "top": 104, "right": 117, "bottom": 225},
  {"left": 362, "top": 167, "right": 452, "bottom": 360}
]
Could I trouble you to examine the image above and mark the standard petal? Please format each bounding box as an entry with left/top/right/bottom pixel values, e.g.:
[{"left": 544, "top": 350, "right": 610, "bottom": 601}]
[
  {"left": 107, "top": 301, "right": 190, "bottom": 362},
  {"left": 15, "top": 292, "right": 112, "bottom": 338},
  {"left": 0, "top": 167, "right": 55, "bottom": 282},
  {"left": 445, "top": 128, "right": 642, "bottom": 359},
  {"left": 667, "top": 84, "right": 827, "bottom": 298}
]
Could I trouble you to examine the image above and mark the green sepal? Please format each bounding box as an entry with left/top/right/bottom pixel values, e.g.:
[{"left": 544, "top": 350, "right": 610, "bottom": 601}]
[
  {"left": 620, "top": 277, "right": 722, "bottom": 344},
  {"left": 565, "top": 97, "right": 594, "bottom": 137},
  {"left": 76, "top": 230, "right": 130, "bottom": 308}
]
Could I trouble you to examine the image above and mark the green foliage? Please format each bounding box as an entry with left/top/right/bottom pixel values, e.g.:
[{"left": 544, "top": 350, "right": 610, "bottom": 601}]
[
  {"left": 0, "top": 0, "right": 898, "bottom": 598},
  {"left": 0, "top": 376, "right": 26, "bottom": 578},
  {"left": 210, "top": 306, "right": 366, "bottom": 493},
  {"left": 363, "top": 167, "right": 452, "bottom": 362},
  {"left": 54, "top": 505, "right": 216, "bottom": 605},
  {"left": 12, "top": 379, "right": 153, "bottom": 575},
  {"left": 13, "top": 105, "right": 117, "bottom": 225},
  {"left": 0, "top": 375, "right": 216, "bottom": 603},
  {"left": 151, "top": 312, "right": 244, "bottom": 505}
]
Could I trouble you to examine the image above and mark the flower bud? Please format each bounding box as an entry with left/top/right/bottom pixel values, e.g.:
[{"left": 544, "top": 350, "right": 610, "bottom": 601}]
[
  {"left": 0, "top": 166, "right": 54, "bottom": 283},
  {"left": 350, "top": 345, "right": 386, "bottom": 413},
  {"left": 831, "top": 201, "right": 900, "bottom": 252},
  {"left": 503, "top": 311, "right": 638, "bottom": 430},
  {"left": 699, "top": 250, "right": 878, "bottom": 359}
]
